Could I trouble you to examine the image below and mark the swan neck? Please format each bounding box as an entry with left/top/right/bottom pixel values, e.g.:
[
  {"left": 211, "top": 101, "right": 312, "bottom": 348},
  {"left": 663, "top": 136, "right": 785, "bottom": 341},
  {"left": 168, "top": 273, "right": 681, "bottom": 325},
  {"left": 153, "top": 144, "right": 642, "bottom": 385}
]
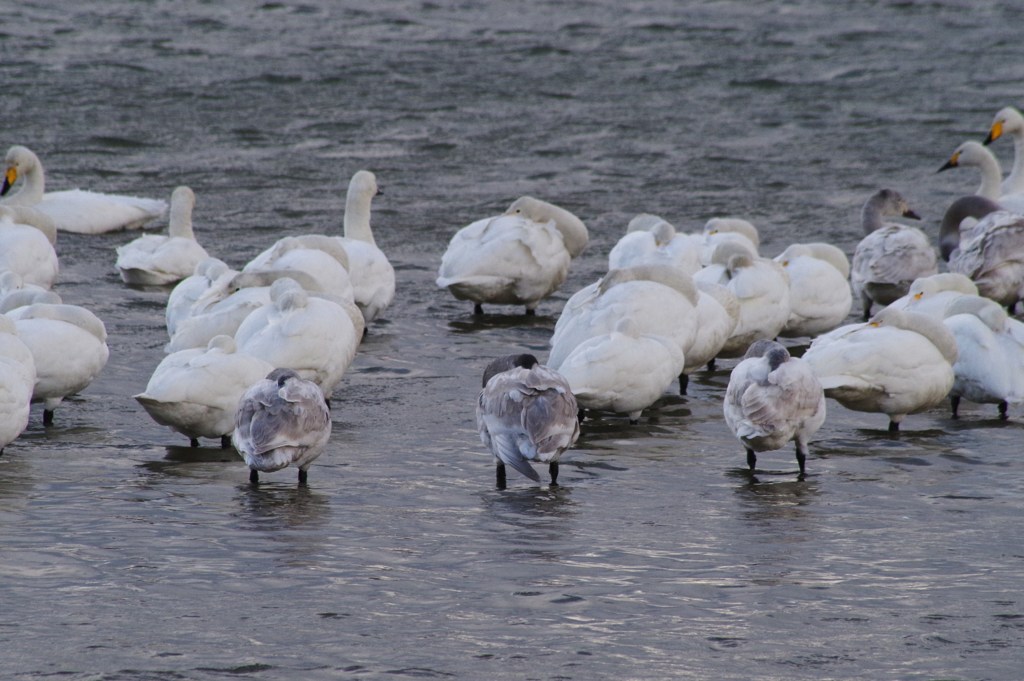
[
  {"left": 1006, "top": 130, "right": 1024, "bottom": 195},
  {"left": 343, "top": 189, "right": 375, "bottom": 245},
  {"left": 976, "top": 152, "right": 1003, "bottom": 199},
  {"left": 168, "top": 201, "right": 195, "bottom": 239},
  {"left": 860, "top": 197, "right": 885, "bottom": 234},
  {"left": 939, "top": 196, "right": 1001, "bottom": 261}
]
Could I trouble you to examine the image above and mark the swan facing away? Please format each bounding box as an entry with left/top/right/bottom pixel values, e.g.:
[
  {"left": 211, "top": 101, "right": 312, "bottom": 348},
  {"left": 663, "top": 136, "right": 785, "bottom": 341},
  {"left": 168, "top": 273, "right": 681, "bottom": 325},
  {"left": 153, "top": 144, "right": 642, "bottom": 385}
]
[
  {"left": 232, "top": 368, "right": 332, "bottom": 484},
  {"left": 942, "top": 295, "right": 1024, "bottom": 420},
  {"left": 1, "top": 145, "right": 167, "bottom": 234},
  {"left": 476, "top": 353, "right": 580, "bottom": 488},
  {"left": 437, "top": 196, "right": 589, "bottom": 315},
  {"left": 774, "top": 243, "right": 853, "bottom": 338},
  {"left": 723, "top": 340, "right": 826, "bottom": 475},
  {"left": 6, "top": 302, "right": 109, "bottom": 425},
  {"left": 0, "top": 314, "right": 35, "bottom": 453},
  {"left": 802, "top": 307, "right": 957, "bottom": 431},
  {"left": 0, "top": 206, "right": 59, "bottom": 289},
  {"left": 850, "top": 189, "right": 936, "bottom": 320},
  {"left": 134, "top": 335, "right": 276, "bottom": 448},
  {"left": 116, "top": 186, "right": 210, "bottom": 286},
  {"left": 938, "top": 195, "right": 1024, "bottom": 312}
]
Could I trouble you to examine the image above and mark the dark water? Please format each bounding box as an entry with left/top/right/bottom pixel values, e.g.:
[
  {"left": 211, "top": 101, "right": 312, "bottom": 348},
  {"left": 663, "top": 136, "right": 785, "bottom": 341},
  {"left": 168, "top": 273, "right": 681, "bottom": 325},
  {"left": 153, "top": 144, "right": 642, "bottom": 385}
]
[{"left": 3, "top": 1, "right": 1024, "bottom": 679}]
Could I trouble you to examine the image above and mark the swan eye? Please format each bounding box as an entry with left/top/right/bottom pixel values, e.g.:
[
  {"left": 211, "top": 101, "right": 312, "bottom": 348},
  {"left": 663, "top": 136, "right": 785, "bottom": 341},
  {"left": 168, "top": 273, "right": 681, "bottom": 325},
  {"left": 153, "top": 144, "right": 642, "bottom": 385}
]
[{"left": 782, "top": 260, "right": 790, "bottom": 267}]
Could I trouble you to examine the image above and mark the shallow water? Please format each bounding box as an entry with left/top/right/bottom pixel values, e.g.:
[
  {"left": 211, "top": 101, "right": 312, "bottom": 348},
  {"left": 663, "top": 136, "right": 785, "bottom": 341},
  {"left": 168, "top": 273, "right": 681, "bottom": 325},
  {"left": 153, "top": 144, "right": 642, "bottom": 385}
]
[{"left": 2, "top": 1, "right": 1024, "bottom": 679}]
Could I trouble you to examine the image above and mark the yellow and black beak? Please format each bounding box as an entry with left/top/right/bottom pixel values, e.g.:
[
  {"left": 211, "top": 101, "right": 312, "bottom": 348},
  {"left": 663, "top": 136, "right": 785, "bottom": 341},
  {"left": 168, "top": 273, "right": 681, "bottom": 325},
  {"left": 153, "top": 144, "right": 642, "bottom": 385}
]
[
  {"left": 1, "top": 166, "right": 16, "bottom": 196},
  {"left": 937, "top": 151, "right": 960, "bottom": 173},
  {"left": 903, "top": 209, "right": 921, "bottom": 220},
  {"left": 984, "top": 120, "right": 1004, "bottom": 146}
]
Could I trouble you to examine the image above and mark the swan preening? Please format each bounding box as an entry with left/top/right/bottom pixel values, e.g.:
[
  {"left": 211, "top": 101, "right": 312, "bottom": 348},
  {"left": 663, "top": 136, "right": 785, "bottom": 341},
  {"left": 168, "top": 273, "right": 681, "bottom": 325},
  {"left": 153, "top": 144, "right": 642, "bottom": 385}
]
[
  {"left": 723, "top": 340, "right": 826, "bottom": 475},
  {"left": 437, "top": 196, "right": 589, "bottom": 314},
  {"left": 476, "top": 354, "right": 580, "bottom": 487},
  {"left": 1, "top": 145, "right": 166, "bottom": 234},
  {"left": 232, "top": 368, "right": 332, "bottom": 484}
]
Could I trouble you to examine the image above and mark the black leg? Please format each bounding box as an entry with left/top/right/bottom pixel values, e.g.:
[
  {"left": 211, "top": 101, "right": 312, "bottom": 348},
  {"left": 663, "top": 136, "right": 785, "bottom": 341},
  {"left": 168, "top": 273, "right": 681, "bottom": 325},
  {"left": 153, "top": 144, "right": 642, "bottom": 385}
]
[
  {"left": 950, "top": 395, "right": 961, "bottom": 419},
  {"left": 706, "top": 358, "right": 716, "bottom": 372},
  {"left": 474, "top": 303, "right": 484, "bottom": 315},
  {"left": 549, "top": 461, "right": 559, "bottom": 486},
  {"left": 679, "top": 373, "right": 689, "bottom": 395},
  {"left": 190, "top": 437, "right": 200, "bottom": 448},
  {"left": 249, "top": 469, "right": 259, "bottom": 484},
  {"left": 525, "top": 308, "right": 536, "bottom": 316},
  {"left": 221, "top": 435, "right": 231, "bottom": 448},
  {"left": 861, "top": 295, "right": 872, "bottom": 322},
  {"left": 746, "top": 448, "right": 756, "bottom": 472},
  {"left": 496, "top": 462, "right": 507, "bottom": 489},
  {"left": 888, "top": 420, "right": 900, "bottom": 432},
  {"left": 43, "top": 409, "right": 54, "bottom": 427},
  {"left": 298, "top": 469, "right": 308, "bottom": 484},
  {"left": 999, "top": 400, "right": 1009, "bottom": 420},
  {"left": 795, "top": 444, "right": 806, "bottom": 476}
]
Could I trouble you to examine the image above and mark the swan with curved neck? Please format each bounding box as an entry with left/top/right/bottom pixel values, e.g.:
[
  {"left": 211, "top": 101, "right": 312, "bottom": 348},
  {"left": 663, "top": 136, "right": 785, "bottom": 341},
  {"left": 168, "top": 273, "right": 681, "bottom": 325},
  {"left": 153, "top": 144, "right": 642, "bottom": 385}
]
[
  {"left": 939, "top": 141, "right": 1004, "bottom": 200},
  {"left": 938, "top": 195, "right": 1003, "bottom": 261}
]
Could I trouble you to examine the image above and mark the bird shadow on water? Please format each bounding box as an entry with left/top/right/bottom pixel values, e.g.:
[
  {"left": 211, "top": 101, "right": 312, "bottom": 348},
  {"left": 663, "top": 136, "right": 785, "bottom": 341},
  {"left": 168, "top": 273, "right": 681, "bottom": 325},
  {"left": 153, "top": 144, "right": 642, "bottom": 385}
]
[
  {"left": 478, "top": 484, "right": 577, "bottom": 556},
  {"left": 232, "top": 481, "right": 332, "bottom": 532}
]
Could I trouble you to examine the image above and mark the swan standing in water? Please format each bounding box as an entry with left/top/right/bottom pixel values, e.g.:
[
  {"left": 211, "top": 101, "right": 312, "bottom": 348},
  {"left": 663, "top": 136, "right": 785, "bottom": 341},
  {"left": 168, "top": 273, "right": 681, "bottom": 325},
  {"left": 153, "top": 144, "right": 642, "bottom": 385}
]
[
  {"left": 557, "top": 317, "right": 684, "bottom": 423},
  {"left": 938, "top": 195, "right": 1024, "bottom": 312},
  {"left": 437, "top": 196, "right": 589, "bottom": 315},
  {"left": 774, "top": 243, "right": 853, "bottom": 338},
  {"left": 850, "top": 189, "right": 936, "bottom": 320},
  {"left": 802, "top": 307, "right": 957, "bottom": 432},
  {"left": 135, "top": 335, "right": 276, "bottom": 448},
  {"left": 723, "top": 340, "right": 826, "bottom": 476},
  {"left": 476, "top": 353, "right": 580, "bottom": 488},
  {"left": 6, "top": 302, "right": 109, "bottom": 425},
  {"left": 232, "top": 368, "right": 332, "bottom": 484},
  {"left": 983, "top": 106, "right": 1024, "bottom": 196},
  {"left": 942, "top": 295, "right": 1024, "bottom": 420},
  {"left": 0, "top": 145, "right": 166, "bottom": 234},
  {"left": 115, "top": 186, "right": 210, "bottom": 286}
]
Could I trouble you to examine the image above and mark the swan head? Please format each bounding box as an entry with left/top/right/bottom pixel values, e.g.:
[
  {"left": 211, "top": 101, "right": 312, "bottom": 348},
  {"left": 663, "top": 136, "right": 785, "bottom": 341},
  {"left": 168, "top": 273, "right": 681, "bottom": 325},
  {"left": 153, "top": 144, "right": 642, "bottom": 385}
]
[
  {"left": 267, "top": 367, "right": 302, "bottom": 387},
  {"left": 869, "top": 307, "right": 958, "bottom": 363},
  {"left": 206, "top": 334, "right": 237, "bottom": 354},
  {"left": 1, "top": 145, "right": 41, "bottom": 196},
  {"left": 705, "top": 239, "right": 757, "bottom": 266},
  {"left": 626, "top": 213, "right": 674, "bottom": 234},
  {"left": 703, "top": 218, "right": 760, "bottom": 249},
  {"left": 938, "top": 140, "right": 996, "bottom": 173},
  {"left": 944, "top": 294, "right": 1008, "bottom": 329},
  {"left": 269, "top": 277, "right": 308, "bottom": 310},
  {"left": 480, "top": 353, "right": 539, "bottom": 387},
  {"left": 984, "top": 106, "right": 1024, "bottom": 145},
  {"left": 908, "top": 273, "right": 977, "bottom": 300},
  {"left": 505, "top": 196, "right": 589, "bottom": 257},
  {"left": 742, "top": 338, "right": 788, "bottom": 362},
  {"left": 774, "top": 243, "right": 813, "bottom": 267},
  {"left": 862, "top": 189, "right": 919, "bottom": 234},
  {"left": 348, "top": 170, "right": 380, "bottom": 199}
]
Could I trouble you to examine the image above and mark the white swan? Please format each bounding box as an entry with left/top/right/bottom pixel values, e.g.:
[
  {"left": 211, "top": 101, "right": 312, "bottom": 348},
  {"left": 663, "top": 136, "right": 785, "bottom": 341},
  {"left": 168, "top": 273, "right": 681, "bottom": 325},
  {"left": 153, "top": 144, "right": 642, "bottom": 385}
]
[
  {"left": 234, "top": 278, "right": 362, "bottom": 398},
  {"left": 6, "top": 302, "right": 109, "bottom": 425},
  {"left": 700, "top": 217, "right": 760, "bottom": 266},
  {"left": 135, "top": 335, "right": 276, "bottom": 448},
  {"left": 232, "top": 368, "right": 332, "bottom": 484},
  {"left": 885, "top": 273, "right": 979, "bottom": 320},
  {"left": 557, "top": 317, "right": 684, "bottom": 423},
  {"left": 547, "top": 265, "right": 698, "bottom": 372},
  {"left": 0, "top": 145, "right": 166, "bottom": 234},
  {"left": 983, "top": 106, "right": 1024, "bottom": 195},
  {"left": 608, "top": 215, "right": 702, "bottom": 276},
  {"left": 0, "top": 206, "right": 59, "bottom": 289},
  {"left": 330, "top": 170, "right": 395, "bottom": 323},
  {"left": 850, "top": 189, "right": 937, "bottom": 320},
  {"left": 0, "top": 314, "right": 35, "bottom": 453},
  {"left": 476, "top": 353, "right": 580, "bottom": 487},
  {"left": 115, "top": 186, "right": 210, "bottom": 286},
  {"left": 711, "top": 252, "right": 790, "bottom": 358},
  {"left": 723, "top": 339, "right": 826, "bottom": 475},
  {"left": 244, "top": 235, "right": 354, "bottom": 302},
  {"left": 942, "top": 295, "right": 1024, "bottom": 420},
  {"left": 938, "top": 196, "right": 1024, "bottom": 311},
  {"left": 802, "top": 307, "right": 957, "bottom": 431},
  {"left": 774, "top": 243, "right": 853, "bottom": 338},
  {"left": 938, "top": 140, "right": 1024, "bottom": 218},
  {"left": 165, "top": 258, "right": 234, "bottom": 338},
  {"left": 437, "top": 195, "right": 589, "bottom": 314},
  {"left": 0, "top": 272, "right": 60, "bottom": 313}
]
